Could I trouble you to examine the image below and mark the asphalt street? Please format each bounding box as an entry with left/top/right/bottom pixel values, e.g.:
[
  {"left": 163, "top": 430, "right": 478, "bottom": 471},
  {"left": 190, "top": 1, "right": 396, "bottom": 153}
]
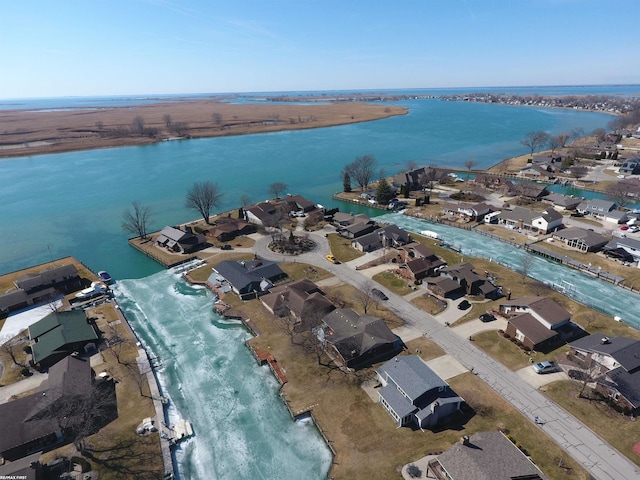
[{"left": 253, "top": 228, "right": 640, "bottom": 480}]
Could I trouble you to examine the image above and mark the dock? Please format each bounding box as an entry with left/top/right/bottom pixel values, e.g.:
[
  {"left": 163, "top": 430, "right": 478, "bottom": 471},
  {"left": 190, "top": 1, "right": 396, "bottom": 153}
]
[{"left": 253, "top": 348, "right": 288, "bottom": 385}]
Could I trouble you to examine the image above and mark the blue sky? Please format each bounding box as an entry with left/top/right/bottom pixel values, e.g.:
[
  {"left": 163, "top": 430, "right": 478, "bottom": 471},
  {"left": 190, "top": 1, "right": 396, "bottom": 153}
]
[{"left": 1, "top": 0, "right": 639, "bottom": 98}]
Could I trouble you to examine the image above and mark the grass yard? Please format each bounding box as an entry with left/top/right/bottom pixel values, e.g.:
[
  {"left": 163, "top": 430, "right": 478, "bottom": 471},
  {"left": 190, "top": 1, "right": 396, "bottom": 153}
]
[
  {"left": 327, "top": 233, "right": 365, "bottom": 263},
  {"left": 410, "top": 293, "right": 447, "bottom": 316},
  {"left": 544, "top": 380, "right": 640, "bottom": 468},
  {"left": 372, "top": 270, "right": 414, "bottom": 296},
  {"left": 279, "top": 261, "right": 332, "bottom": 282}
]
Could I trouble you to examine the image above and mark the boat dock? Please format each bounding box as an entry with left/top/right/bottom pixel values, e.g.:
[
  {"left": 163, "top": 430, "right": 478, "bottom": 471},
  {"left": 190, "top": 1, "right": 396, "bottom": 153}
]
[{"left": 252, "top": 347, "right": 288, "bottom": 385}]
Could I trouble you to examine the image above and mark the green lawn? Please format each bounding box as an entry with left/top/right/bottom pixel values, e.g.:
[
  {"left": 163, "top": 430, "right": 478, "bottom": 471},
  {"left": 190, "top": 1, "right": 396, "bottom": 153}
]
[
  {"left": 372, "top": 270, "right": 413, "bottom": 296},
  {"left": 327, "top": 233, "right": 365, "bottom": 263}
]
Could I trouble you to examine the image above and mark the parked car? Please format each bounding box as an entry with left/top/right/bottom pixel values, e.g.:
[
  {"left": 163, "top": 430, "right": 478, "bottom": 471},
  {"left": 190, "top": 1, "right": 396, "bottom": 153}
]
[
  {"left": 532, "top": 361, "right": 556, "bottom": 374},
  {"left": 457, "top": 300, "right": 471, "bottom": 310},
  {"left": 325, "top": 254, "right": 339, "bottom": 264},
  {"left": 221, "top": 244, "right": 233, "bottom": 250},
  {"left": 371, "top": 288, "right": 388, "bottom": 301},
  {"left": 479, "top": 313, "right": 496, "bottom": 322}
]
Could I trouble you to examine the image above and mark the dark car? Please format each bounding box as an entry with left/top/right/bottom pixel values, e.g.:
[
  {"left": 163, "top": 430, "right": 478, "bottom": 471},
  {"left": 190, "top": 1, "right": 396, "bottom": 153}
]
[
  {"left": 221, "top": 244, "right": 233, "bottom": 250},
  {"left": 457, "top": 300, "right": 471, "bottom": 310},
  {"left": 479, "top": 313, "right": 496, "bottom": 322},
  {"left": 371, "top": 288, "right": 388, "bottom": 301}
]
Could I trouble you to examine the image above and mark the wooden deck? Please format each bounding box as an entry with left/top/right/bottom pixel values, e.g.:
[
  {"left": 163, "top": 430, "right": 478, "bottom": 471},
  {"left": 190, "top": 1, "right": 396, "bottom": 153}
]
[{"left": 253, "top": 348, "right": 288, "bottom": 385}]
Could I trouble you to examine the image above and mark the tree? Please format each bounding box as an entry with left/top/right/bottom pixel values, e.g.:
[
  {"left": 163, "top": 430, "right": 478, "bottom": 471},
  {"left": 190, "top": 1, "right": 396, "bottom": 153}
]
[
  {"left": 0, "top": 334, "right": 28, "bottom": 369},
  {"left": 570, "top": 165, "right": 589, "bottom": 181},
  {"left": 464, "top": 158, "right": 477, "bottom": 172},
  {"left": 239, "top": 194, "right": 251, "bottom": 207},
  {"left": 520, "top": 254, "right": 534, "bottom": 284},
  {"left": 592, "top": 128, "right": 607, "bottom": 143},
  {"left": 420, "top": 166, "right": 439, "bottom": 192},
  {"left": 268, "top": 182, "right": 288, "bottom": 199},
  {"left": 520, "top": 131, "right": 550, "bottom": 158},
  {"left": 345, "top": 154, "right": 377, "bottom": 191},
  {"left": 170, "top": 121, "right": 190, "bottom": 136},
  {"left": 131, "top": 116, "right": 146, "bottom": 136},
  {"left": 185, "top": 181, "right": 223, "bottom": 224},
  {"left": 212, "top": 112, "right": 223, "bottom": 127},
  {"left": 376, "top": 178, "right": 395, "bottom": 204},
  {"left": 405, "top": 160, "right": 418, "bottom": 172},
  {"left": 606, "top": 182, "right": 634, "bottom": 207},
  {"left": 355, "top": 281, "right": 377, "bottom": 314},
  {"left": 556, "top": 133, "right": 571, "bottom": 148},
  {"left": 549, "top": 136, "right": 562, "bottom": 152},
  {"left": 342, "top": 170, "right": 352, "bottom": 193},
  {"left": 121, "top": 201, "right": 153, "bottom": 240},
  {"left": 162, "top": 114, "right": 172, "bottom": 129}
]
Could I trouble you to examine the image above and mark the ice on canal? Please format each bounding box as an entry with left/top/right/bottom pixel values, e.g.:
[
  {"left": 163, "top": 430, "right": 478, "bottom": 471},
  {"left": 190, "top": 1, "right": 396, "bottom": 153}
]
[{"left": 113, "top": 269, "right": 332, "bottom": 480}]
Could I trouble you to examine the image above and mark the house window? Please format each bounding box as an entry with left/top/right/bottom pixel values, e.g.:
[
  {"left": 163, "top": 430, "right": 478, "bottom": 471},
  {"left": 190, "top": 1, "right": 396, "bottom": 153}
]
[{"left": 515, "top": 331, "right": 525, "bottom": 342}]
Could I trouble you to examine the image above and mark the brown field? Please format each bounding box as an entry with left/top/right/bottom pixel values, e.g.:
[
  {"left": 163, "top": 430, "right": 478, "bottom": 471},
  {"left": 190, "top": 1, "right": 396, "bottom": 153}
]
[{"left": 0, "top": 100, "right": 406, "bottom": 158}]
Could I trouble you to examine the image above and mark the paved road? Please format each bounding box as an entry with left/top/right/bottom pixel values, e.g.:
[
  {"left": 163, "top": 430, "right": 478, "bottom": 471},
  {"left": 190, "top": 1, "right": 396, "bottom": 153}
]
[{"left": 253, "top": 230, "right": 640, "bottom": 480}]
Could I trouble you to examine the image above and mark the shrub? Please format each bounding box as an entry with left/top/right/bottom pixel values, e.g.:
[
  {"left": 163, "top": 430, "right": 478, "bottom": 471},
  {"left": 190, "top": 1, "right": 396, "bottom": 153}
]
[{"left": 503, "top": 332, "right": 510, "bottom": 339}]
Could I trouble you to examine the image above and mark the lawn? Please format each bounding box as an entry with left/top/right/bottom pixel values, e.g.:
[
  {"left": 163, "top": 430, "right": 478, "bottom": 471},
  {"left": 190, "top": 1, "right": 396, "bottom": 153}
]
[
  {"left": 327, "top": 233, "right": 365, "bottom": 263},
  {"left": 372, "top": 270, "right": 413, "bottom": 296},
  {"left": 411, "top": 293, "right": 447, "bottom": 316}
]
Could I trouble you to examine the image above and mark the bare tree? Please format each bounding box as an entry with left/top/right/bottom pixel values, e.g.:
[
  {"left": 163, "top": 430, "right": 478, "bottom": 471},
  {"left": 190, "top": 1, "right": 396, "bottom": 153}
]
[
  {"left": 268, "top": 182, "right": 288, "bottom": 199},
  {"left": 162, "top": 114, "right": 172, "bottom": 129},
  {"left": 345, "top": 154, "right": 377, "bottom": 191},
  {"left": 94, "top": 121, "right": 104, "bottom": 131},
  {"left": 521, "top": 131, "right": 550, "bottom": 158},
  {"left": 0, "top": 334, "right": 28, "bottom": 369},
  {"left": 520, "top": 254, "right": 534, "bottom": 284},
  {"left": 606, "top": 182, "right": 634, "bottom": 207},
  {"left": 239, "top": 194, "right": 251, "bottom": 207},
  {"left": 592, "top": 128, "right": 607, "bottom": 143},
  {"left": 549, "top": 136, "right": 562, "bottom": 153},
  {"left": 570, "top": 165, "right": 589, "bottom": 181},
  {"left": 185, "top": 181, "right": 223, "bottom": 224},
  {"left": 131, "top": 116, "right": 146, "bottom": 136},
  {"left": 355, "top": 281, "right": 377, "bottom": 314},
  {"left": 121, "top": 201, "right": 153, "bottom": 240},
  {"left": 212, "top": 112, "right": 223, "bottom": 127},
  {"left": 420, "top": 166, "right": 439, "bottom": 192},
  {"left": 170, "top": 121, "right": 190, "bottom": 136},
  {"left": 556, "top": 133, "right": 571, "bottom": 148},
  {"left": 464, "top": 158, "right": 477, "bottom": 172},
  {"left": 405, "top": 160, "right": 418, "bottom": 172}
]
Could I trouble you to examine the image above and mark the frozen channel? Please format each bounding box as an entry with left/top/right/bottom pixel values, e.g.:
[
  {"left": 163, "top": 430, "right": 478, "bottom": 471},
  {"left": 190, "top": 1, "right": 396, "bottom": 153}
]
[
  {"left": 381, "top": 212, "right": 640, "bottom": 330},
  {"left": 113, "top": 269, "right": 332, "bottom": 480}
]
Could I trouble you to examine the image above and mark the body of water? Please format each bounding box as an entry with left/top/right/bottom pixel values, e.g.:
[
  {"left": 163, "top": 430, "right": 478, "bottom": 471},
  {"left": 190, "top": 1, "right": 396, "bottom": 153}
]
[{"left": 0, "top": 87, "right": 630, "bottom": 480}]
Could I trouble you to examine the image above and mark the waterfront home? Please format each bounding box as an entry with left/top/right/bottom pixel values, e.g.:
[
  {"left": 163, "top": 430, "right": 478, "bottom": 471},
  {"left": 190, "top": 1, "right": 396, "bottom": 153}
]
[
  {"left": 428, "top": 431, "right": 548, "bottom": 480},
  {"left": 244, "top": 202, "right": 279, "bottom": 226},
  {"left": 395, "top": 244, "right": 446, "bottom": 282},
  {"left": 351, "top": 224, "right": 413, "bottom": 252},
  {"left": 320, "top": 309, "right": 402, "bottom": 369},
  {"left": 0, "top": 356, "right": 116, "bottom": 461},
  {"left": 518, "top": 163, "right": 555, "bottom": 180},
  {"left": 205, "top": 218, "right": 256, "bottom": 242},
  {"left": 260, "top": 278, "right": 335, "bottom": 332},
  {"left": 569, "top": 334, "right": 640, "bottom": 415},
  {"left": 552, "top": 227, "right": 609, "bottom": 252},
  {"left": 506, "top": 181, "right": 549, "bottom": 201},
  {"left": 213, "top": 260, "right": 287, "bottom": 298},
  {"left": 543, "top": 193, "right": 581, "bottom": 211},
  {"left": 499, "top": 296, "right": 576, "bottom": 351},
  {"left": 604, "top": 237, "right": 640, "bottom": 263},
  {"left": 0, "top": 263, "right": 82, "bottom": 316},
  {"left": 498, "top": 206, "right": 563, "bottom": 234},
  {"left": 443, "top": 201, "right": 492, "bottom": 221},
  {"left": 376, "top": 355, "right": 463, "bottom": 428},
  {"left": 280, "top": 194, "right": 317, "bottom": 213},
  {"left": 619, "top": 159, "right": 640, "bottom": 175},
  {"left": 333, "top": 212, "right": 372, "bottom": 227},
  {"left": 29, "top": 310, "right": 99, "bottom": 370},
  {"left": 156, "top": 226, "right": 207, "bottom": 253},
  {"left": 576, "top": 199, "right": 617, "bottom": 218},
  {"left": 439, "top": 263, "right": 499, "bottom": 299},
  {"left": 474, "top": 173, "right": 509, "bottom": 189}
]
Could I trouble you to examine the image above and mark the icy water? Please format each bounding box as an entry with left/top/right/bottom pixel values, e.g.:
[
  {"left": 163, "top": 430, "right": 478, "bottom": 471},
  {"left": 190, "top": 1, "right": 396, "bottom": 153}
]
[{"left": 113, "top": 268, "right": 333, "bottom": 479}]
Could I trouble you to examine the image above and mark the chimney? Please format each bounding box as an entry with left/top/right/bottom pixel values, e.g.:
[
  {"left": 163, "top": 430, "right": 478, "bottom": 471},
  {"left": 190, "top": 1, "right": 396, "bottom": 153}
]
[{"left": 460, "top": 435, "right": 470, "bottom": 446}]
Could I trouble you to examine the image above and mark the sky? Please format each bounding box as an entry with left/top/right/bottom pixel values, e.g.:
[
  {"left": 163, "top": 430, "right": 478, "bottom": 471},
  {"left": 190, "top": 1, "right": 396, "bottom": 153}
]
[{"left": 1, "top": 0, "right": 639, "bottom": 99}]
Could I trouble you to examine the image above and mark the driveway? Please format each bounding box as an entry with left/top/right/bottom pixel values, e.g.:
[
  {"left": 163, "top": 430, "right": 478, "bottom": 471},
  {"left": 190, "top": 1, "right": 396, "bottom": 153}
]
[
  {"left": 0, "top": 371, "right": 48, "bottom": 404},
  {"left": 517, "top": 364, "right": 568, "bottom": 389}
]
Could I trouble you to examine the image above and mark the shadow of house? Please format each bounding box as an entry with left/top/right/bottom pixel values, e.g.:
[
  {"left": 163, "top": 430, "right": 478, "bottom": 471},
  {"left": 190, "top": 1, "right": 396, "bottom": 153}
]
[
  {"left": 376, "top": 355, "right": 464, "bottom": 429},
  {"left": 29, "top": 310, "right": 99, "bottom": 370},
  {"left": 569, "top": 334, "right": 640, "bottom": 415},
  {"left": 0, "top": 264, "right": 82, "bottom": 317},
  {"left": 428, "top": 431, "right": 548, "bottom": 480},
  {"left": 156, "top": 226, "right": 207, "bottom": 253},
  {"left": 0, "top": 356, "right": 117, "bottom": 462},
  {"left": 320, "top": 309, "right": 403, "bottom": 369}
]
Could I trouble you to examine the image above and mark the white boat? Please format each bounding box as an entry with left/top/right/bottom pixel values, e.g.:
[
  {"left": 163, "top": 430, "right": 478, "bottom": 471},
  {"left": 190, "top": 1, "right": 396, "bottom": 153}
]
[{"left": 75, "top": 281, "right": 107, "bottom": 299}]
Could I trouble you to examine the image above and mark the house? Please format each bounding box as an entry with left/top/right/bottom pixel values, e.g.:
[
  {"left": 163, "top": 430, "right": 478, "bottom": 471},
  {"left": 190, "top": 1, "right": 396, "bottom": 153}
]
[
  {"left": 506, "top": 181, "right": 549, "bottom": 200},
  {"left": 29, "top": 310, "right": 99, "bottom": 370},
  {"left": 428, "top": 431, "right": 548, "bottom": 480},
  {"left": 498, "top": 206, "right": 563, "bottom": 234},
  {"left": 332, "top": 212, "right": 371, "bottom": 227},
  {"left": 377, "top": 224, "right": 412, "bottom": 247},
  {"left": 376, "top": 355, "right": 463, "bottom": 428},
  {"left": 351, "top": 231, "right": 383, "bottom": 252},
  {"left": 602, "top": 209, "right": 628, "bottom": 224},
  {"left": 543, "top": 193, "right": 581, "bottom": 211},
  {"left": 569, "top": 335, "right": 640, "bottom": 414},
  {"left": 320, "top": 309, "right": 402, "bottom": 369},
  {"left": 439, "top": 263, "right": 499, "bottom": 299},
  {"left": 500, "top": 296, "right": 575, "bottom": 351},
  {"left": 213, "top": 260, "right": 287, "bottom": 297},
  {"left": 619, "top": 160, "right": 640, "bottom": 175},
  {"left": 0, "top": 356, "right": 116, "bottom": 461},
  {"left": 397, "top": 242, "right": 442, "bottom": 263},
  {"left": 552, "top": 227, "right": 609, "bottom": 252},
  {"left": 456, "top": 202, "right": 491, "bottom": 220},
  {"left": 518, "top": 164, "right": 555, "bottom": 180},
  {"left": 426, "top": 277, "right": 465, "bottom": 298},
  {"left": 205, "top": 218, "right": 256, "bottom": 242},
  {"left": 280, "top": 194, "right": 317, "bottom": 213},
  {"left": 604, "top": 237, "right": 640, "bottom": 263},
  {"left": 576, "top": 199, "right": 617, "bottom": 218},
  {"left": 244, "top": 202, "right": 279, "bottom": 227},
  {"left": 474, "top": 173, "right": 509, "bottom": 189},
  {"left": 341, "top": 221, "right": 376, "bottom": 239},
  {"left": 156, "top": 226, "right": 207, "bottom": 253},
  {"left": 398, "top": 256, "right": 447, "bottom": 282},
  {"left": 1, "top": 264, "right": 82, "bottom": 316},
  {"left": 260, "top": 278, "right": 335, "bottom": 332}
]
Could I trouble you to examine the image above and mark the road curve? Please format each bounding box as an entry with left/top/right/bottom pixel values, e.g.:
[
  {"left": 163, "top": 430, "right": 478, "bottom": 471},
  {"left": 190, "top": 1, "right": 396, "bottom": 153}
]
[{"left": 253, "top": 229, "right": 640, "bottom": 480}]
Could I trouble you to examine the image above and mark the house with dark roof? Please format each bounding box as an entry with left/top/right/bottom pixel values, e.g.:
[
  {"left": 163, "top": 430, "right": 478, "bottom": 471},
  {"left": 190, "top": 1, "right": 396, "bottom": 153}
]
[
  {"left": 456, "top": 202, "right": 491, "bottom": 220},
  {"left": 428, "top": 431, "right": 548, "bottom": 480},
  {"left": 439, "top": 263, "right": 499, "bottom": 299},
  {"left": 500, "top": 296, "right": 576, "bottom": 351},
  {"left": 506, "top": 181, "right": 549, "bottom": 200},
  {"left": 1, "top": 264, "right": 82, "bottom": 316},
  {"left": 619, "top": 160, "right": 640, "bottom": 175},
  {"left": 0, "top": 356, "right": 116, "bottom": 461},
  {"left": 260, "top": 278, "right": 335, "bottom": 332},
  {"left": 552, "top": 227, "right": 609, "bottom": 252},
  {"left": 341, "top": 221, "right": 377, "bottom": 239},
  {"left": 29, "top": 311, "right": 99, "bottom": 370},
  {"left": 498, "top": 206, "right": 563, "bottom": 234},
  {"left": 426, "top": 277, "right": 465, "bottom": 299},
  {"left": 280, "top": 194, "right": 317, "bottom": 213},
  {"left": 577, "top": 199, "right": 617, "bottom": 218},
  {"left": 332, "top": 212, "right": 371, "bottom": 227},
  {"left": 569, "top": 334, "right": 640, "bottom": 414},
  {"left": 604, "top": 237, "right": 640, "bottom": 264},
  {"left": 376, "top": 355, "right": 463, "bottom": 428},
  {"left": 205, "top": 218, "right": 256, "bottom": 242},
  {"left": 320, "top": 309, "right": 402, "bottom": 369},
  {"left": 474, "top": 173, "right": 509, "bottom": 189},
  {"left": 518, "top": 163, "right": 556, "bottom": 180},
  {"left": 543, "top": 193, "right": 581, "bottom": 211},
  {"left": 213, "top": 260, "right": 287, "bottom": 297},
  {"left": 156, "top": 226, "right": 207, "bottom": 253}
]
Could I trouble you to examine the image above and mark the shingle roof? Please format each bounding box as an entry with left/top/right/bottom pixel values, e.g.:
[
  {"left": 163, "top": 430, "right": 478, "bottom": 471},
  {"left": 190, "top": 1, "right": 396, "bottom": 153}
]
[
  {"left": 500, "top": 296, "right": 570, "bottom": 326},
  {"left": 214, "top": 260, "right": 285, "bottom": 293},
  {"left": 15, "top": 264, "right": 78, "bottom": 291},
  {"left": 29, "top": 311, "right": 98, "bottom": 365},
  {"left": 570, "top": 334, "right": 640, "bottom": 372},
  {"left": 509, "top": 313, "right": 558, "bottom": 344},
  {"left": 376, "top": 355, "right": 447, "bottom": 402},
  {"left": 603, "top": 367, "right": 640, "bottom": 408}
]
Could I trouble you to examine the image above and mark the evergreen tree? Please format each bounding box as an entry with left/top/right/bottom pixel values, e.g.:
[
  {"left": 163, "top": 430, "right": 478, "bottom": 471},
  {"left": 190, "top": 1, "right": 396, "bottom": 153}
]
[
  {"left": 376, "top": 178, "right": 395, "bottom": 204},
  {"left": 342, "top": 170, "right": 352, "bottom": 192}
]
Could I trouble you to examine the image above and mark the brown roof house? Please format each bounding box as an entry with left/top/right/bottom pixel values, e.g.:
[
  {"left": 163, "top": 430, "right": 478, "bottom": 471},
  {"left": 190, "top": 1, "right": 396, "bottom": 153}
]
[
  {"left": 569, "top": 334, "right": 640, "bottom": 415},
  {"left": 427, "top": 431, "right": 548, "bottom": 480},
  {"left": 0, "top": 356, "right": 117, "bottom": 461},
  {"left": 439, "top": 263, "right": 499, "bottom": 299},
  {"left": 319, "top": 309, "right": 403, "bottom": 369},
  {"left": 376, "top": 355, "right": 464, "bottom": 428},
  {"left": 205, "top": 217, "right": 256, "bottom": 242},
  {"left": 260, "top": 278, "right": 335, "bottom": 332},
  {"left": 500, "top": 296, "right": 577, "bottom": 351},
  {"left": 426, "top": 277, "right": 465, "bottom": 299},
  {"left": 156, "top": 226, "right": 207, "bottom": 253}
]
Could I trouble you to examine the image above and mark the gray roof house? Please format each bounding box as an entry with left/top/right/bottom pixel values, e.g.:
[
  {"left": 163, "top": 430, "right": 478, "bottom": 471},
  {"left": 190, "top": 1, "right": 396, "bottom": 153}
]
[
  {"left": 498, "top": 206, "right": 563, "bottom": 234},
  {"left": 569, "top": 334, "right": 640, "bottom": 414},
  {"left": 429, "top": 431, "right": 548, "bottom": 480},
  {"left": 213, "top": 260, "right": 287, "bottom": 297},
  {"left": 543, "top": 193, "right": 582, "bottom": 211},
  {"left": 376, "top": 355, "right": 463, "bottom": 428},
  {"left": 156, "top": 226, "right": 207, "bottom": 253},
  {"left": 576, "top": 199, "right": 617, "bottom": 216},
  {"left": 604, "top": 237, "right": 640, "bottom": 263},
  {"left": 619, "top": 160, "right": 640, "bottom": 175},
  {"left": 552, "top": 227, "right": 609, "bottom": 252}
]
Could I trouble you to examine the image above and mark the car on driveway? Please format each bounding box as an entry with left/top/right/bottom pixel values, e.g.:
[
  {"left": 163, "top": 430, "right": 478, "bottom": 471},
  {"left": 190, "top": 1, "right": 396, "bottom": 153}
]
[
  {"left": 371, "top": 288, "right": 388, "bottom": 301},
  {"left": 457, "top": 300, "right": 471, "bottom": 310},
  {"left": 479, "top": 313, "right": 496, "bottom": 322},
  {"left": 220, "top": 244, "right": 233, "bottom": 250},
  {"left": 325, "top": 254, "right": 339, "bottom": 264},
  {"left": 532, "top": 361, "right": 556, "bottom": 374}
]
